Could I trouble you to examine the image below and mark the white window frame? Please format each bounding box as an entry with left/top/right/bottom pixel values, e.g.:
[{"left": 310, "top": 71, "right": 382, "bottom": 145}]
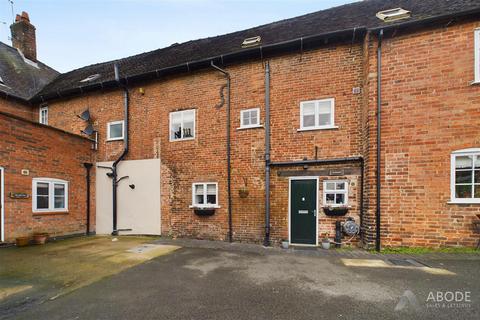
[
  {"left": 475, "top": 29, "right": 480, "bottom": 84},
  {"left": 298, "top": 98, "right": 337, "bottom": 131},
  {"left": 450, "top": 148, "right": 480, "bottom": 204},
  {"left": 39, "top": 106, "right": 48, "bottom": 125},
  {"left": 323, "top": 180, "right": 348, "bottom": 207},
  {"left": 107, "top": 120, "right": 125, "bottom": 141},
  {"left": 32, "top": 178, "right": 69, "bottom": 213},
  {"left": 190, "top": 182, "right": 219, "bottom": 208},
  {"left": 239, "top": 108, "right": 261, "bottom": 129},
  {"left": 169, "top": 109, "right": 196, "bottom": 141}
]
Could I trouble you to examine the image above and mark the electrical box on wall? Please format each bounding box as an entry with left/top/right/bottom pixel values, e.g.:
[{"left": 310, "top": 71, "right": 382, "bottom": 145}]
[{"left": 21, "top": 169, "right": 29, "bottom": 176}]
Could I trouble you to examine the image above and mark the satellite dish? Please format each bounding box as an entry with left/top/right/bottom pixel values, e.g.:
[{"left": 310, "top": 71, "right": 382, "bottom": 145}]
[
  {"left": 78, "top": 110, "right": 91, "bottom": 121},
  {"left": 81, "top": 124, "right": 95, "bottom": 136}
]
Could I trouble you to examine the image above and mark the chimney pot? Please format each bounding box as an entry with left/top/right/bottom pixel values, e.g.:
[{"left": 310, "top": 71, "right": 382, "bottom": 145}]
[{"left": 10, "top": 11, "right": 37, "bottom": 62}]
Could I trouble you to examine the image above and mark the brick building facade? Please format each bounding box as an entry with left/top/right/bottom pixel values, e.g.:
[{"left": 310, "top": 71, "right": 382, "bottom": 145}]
[{"left": 1, "top": 0, "right": 479, "bottom": 248}]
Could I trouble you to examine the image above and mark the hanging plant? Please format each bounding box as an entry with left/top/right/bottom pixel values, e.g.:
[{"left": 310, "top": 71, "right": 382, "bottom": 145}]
[
  {"left": 239, "top": 177, "right": 249, "bottom": 198},
  {"left": 322, "top": 205, "right": 349, "bottom": 216}
]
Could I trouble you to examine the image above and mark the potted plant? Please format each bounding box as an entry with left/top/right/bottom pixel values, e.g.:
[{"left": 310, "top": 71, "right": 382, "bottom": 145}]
[
  {"left": 281, "top": 239, "right": 289, "bottom": 249},
  {"left": 321, "top": 234, "right": 331, "bottom": 250},
  {"left": 323, "top": 205, "right": 349, "bottom": 217},
  {"left": 15, "top": 236, "right": 30, "bottom": 247},
  {"left": 238, "top": 177, "right": 249, "bottom": 198},
  {"left": 33, "top": 232, "right": 49, "bottom": 245}
]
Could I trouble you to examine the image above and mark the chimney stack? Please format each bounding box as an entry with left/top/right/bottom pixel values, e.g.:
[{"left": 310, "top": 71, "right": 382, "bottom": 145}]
[{"left": 10, "top": 11, "right": 37, "bottom": 62}]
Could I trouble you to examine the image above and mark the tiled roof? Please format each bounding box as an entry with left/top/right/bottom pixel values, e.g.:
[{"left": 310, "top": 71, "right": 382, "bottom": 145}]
[
  {"left": 12, "top": 0, "right": 480, "bottom": 102},
  {"left": 0, "top": 42, "right": 58, "bottom": 101}
]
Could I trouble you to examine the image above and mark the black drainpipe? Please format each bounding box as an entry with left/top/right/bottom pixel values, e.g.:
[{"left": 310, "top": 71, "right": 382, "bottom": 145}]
[
  {"left": 210, "top": 61, "right": 232, "bottom": 243},
  {"left": 111, "top": 64, "right": 129, "bottom": 236},
  {"left": 264, "top": 61, "right": 271, "bottom": 247},
  {"left": 375, "top": 29, "right": 383, "bottom": 252},
  {"left": 83, "top": 163, "right": 93, "bottom": 235}
]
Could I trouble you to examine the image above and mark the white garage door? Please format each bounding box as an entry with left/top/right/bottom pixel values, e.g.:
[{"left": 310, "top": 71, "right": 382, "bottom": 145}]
[{"left": 96, "top": 158, "right": 161, "bottom": 235}]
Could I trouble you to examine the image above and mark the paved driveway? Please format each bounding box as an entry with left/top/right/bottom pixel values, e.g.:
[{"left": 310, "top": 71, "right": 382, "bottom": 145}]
[{"left": 3, "top": 240, "right": 479, "bottom": 320}]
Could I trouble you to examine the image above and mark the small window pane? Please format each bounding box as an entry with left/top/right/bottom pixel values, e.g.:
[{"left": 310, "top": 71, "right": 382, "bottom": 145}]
[
  {"left": 206, "top": 194, "right": 216, "bottom": 204},
  {"left": 242, "top": 112, "right": 250, "bottom": 125},
  {"left": 54, "top": 196, "right": 65, "bottom": 209},
  {"left": 250, "top": 110, "right": 258, "bottom": 125},
  {"left": 456, "top": 156, "right": 473, "bottom": 169},
  {"left": 318, "top": 101, "right": 331, "bottom": 114},
  {"left": 455, "top": 170, "right": 472, "bottom": 184},
  {"left": 37, "top": 183, "right": 49, "bottom": 196},
  {"left": 54, "top": 184, "right": 65, "bottom": 196},
  {"left": 475, "top": 170, "right": 480, "bottom": 184},
  {"left": 475, "top": 185, "right": 480, "bottom": 198},
  {"left": 336, "top": 182, "right": 345, "bottom": 190},
  {"left": 303, "top": 114, "right": 315, "bottom": 127},
  {"left": 325, "top": 193, "right": 335, "bottom": 204},
  {"left": 475, "top": 156, "right": 480, "bottom": 168},
  {"left": 195, "top": 185, "right": 204, "bottom": 195},
  {"left": 37, "top": 196, "right": 49, "bottom": 209},
  {"left": 109, "top": 123, "right": 123, "bottom": 139},
  {"left": 195, "top": 195, "right": 204, "bottom": 204},
  {"left": 335, "top": 194, "right": 345, "bottom": 204},
  {"left": 302, "top": 103, "right": 315, "bottom": 115},
  {"left": 183, "top": 120, "right": 194, "bottom": 138},
  {"left": 326, "top": 182, "right": 335, "bottom": 191},
  {"left": 455, "top": 185, "right": 472, "bottom": 198},
  {"left": 206, "top": 184, "right": 216, "bottom": 195},
  {"left": 318, "top": 113, "right": 331, "bottom": 126}
]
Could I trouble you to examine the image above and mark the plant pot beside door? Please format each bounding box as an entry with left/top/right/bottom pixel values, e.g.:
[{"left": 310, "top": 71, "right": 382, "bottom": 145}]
[
  {"left": 321, "top": 235, "right": 331, "bottom": 250},
  {"left": 33, "top": 233, "right": 49, "bottom": 245}
]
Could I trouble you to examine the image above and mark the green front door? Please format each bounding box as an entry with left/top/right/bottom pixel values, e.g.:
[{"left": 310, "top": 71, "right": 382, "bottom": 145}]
[{"left": 290, "top": 179, "right": 317, "bottom": 245}]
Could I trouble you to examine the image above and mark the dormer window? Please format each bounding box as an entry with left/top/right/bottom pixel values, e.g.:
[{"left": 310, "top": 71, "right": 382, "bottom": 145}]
[
  {"left": 242, "top": 36, "right": 261, "bottom": 48},
  {"left": 80, "top": 74, "right": 100, "bottom": 83},
  {"left": 376, "top": 8, "right": 411, "bottom": 22}
]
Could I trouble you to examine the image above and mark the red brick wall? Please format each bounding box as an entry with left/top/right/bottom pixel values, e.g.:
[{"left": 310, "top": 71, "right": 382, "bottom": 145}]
[
  {"left": 0, "top": 98, "right": 35, "bottom": 121},
  {"left": 43, "top": 43, "right": 363, "bottom": 244},
  {"left": 38, "top": 18, "right": 480, "bottom": 248},
  {"left": 0, "top": 112, "right": 94, "bottom": 242},
  {"left": 364, "top": 20, "right": 480, "bottom": 247}
]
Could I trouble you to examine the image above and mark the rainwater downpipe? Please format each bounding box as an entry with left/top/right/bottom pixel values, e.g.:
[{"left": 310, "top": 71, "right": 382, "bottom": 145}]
[
  {"left": 83, "top": 163, "right": 93, "bottom": 235},
  {"left": 210, "top": 61, "right": 232, "bottom": 243},
  {"left": 264, "top": 61, "right": 271, "bottom": 247},
  {"left": 111, "top": 64, "right": 129, "bottom": 236},
  {"left": 375, "top": 29, "right": 383, "bottom": 252}
]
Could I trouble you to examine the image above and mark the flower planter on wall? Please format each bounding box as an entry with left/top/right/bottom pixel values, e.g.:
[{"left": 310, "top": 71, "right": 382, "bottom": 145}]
[
  {"left": 323, "top": 207, "right": 349, "bottom": 217},
  {"left": 193, "top": 208, "right": 215, "bottom": 216}
]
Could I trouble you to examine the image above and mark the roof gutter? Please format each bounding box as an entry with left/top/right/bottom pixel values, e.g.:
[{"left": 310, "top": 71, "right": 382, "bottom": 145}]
[{"left": 31, "top": 27, "right": 367, "bottom": 103}]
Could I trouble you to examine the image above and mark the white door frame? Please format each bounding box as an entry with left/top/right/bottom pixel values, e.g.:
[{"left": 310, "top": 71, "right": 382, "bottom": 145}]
[
  {"left": 288, "top": 176, "right": 319, "bottom": 246},
  {"left": 0, "top": 167, "right": 4, "bottom": 242}
]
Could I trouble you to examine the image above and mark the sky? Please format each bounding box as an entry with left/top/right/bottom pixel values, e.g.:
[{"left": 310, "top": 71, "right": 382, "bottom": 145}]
[{"left": 0, "top": 0, "right": 357, "bottom": 73}]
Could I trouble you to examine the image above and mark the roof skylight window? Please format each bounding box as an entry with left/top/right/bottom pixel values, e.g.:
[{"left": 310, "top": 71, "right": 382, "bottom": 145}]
[
  {"left": 80, "top": 74, "right": 101, "bottom": 83},
  {"left": 242, "top": 36, "right": 261, "bottom": 48},
  {"left": 376, "top": 8, "right": 411, "bottom": 22}
]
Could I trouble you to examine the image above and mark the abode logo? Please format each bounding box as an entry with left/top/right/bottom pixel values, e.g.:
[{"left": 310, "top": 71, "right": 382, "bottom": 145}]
[
  {"left": 425, "top": 291, "right": 471, "bottom": 309},
  {"left": 395, "top": 290, "right": 472, "bottom": 312}
]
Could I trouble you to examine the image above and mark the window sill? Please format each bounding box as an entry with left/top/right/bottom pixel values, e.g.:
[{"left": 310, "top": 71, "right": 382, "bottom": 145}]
[
  {"left": 297, "top": 126, "right": 339, "bottom": 132},
  {"left": 470, "top": 80, "right": 480, "bottom": 86},
  {"left": 447, "top": 200, "right": 480, "bottom": 205},
  {"left": 189, "top": 205, "right": 221, "bottom": 209},
  {"left": 33, "top": 210, "right": 68, "bottom": 216},
  {"left": 237, "top": 125, "right": 264, "bottom": 130},
  {"left": 170, "top": 137, "right": 195, "bottom": 142},
  {"left": 107, "top": 138, "right": 124, "bottom": 142}
]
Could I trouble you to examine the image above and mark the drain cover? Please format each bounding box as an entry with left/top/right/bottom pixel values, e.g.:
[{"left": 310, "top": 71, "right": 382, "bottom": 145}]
[{"left": 388, "top": 259, "right": 428, "bottom": 267}]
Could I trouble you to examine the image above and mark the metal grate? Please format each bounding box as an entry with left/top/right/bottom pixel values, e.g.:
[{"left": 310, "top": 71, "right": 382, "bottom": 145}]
[{"left": 387, "top": 259, "right": 428, "bottom": 267}]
